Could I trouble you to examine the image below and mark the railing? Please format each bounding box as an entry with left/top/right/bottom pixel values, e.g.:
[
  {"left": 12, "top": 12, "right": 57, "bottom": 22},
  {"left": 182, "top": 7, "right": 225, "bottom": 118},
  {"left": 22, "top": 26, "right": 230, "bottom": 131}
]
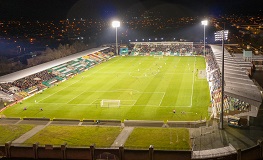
[
  {"left": 192, "top": 144, "right": 237, "bottom": 159},
  {"left": 1, "top": 141, "right": 262, "bottom": 160}
]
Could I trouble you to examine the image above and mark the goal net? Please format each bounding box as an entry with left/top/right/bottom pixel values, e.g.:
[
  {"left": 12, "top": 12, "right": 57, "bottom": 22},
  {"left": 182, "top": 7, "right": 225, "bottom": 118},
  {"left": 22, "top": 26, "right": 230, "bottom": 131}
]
[{"left": 101, "top": 99, "right": 120, "bottom": 108}]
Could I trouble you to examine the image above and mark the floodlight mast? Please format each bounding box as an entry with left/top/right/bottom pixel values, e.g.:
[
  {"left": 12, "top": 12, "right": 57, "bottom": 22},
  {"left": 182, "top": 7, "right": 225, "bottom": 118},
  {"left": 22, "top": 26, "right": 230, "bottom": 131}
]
[
  {"left": 219, "top": 23, "right": 227, "bottom": 130},
  {"left": 214, "top": 24, "right": 228, "bottom": 130},
  {"left": 201, "top": 20, "right": 208, "bottom": 56},
  {"left": 112, "top": 21, "right": 120, "bottom": 56}
]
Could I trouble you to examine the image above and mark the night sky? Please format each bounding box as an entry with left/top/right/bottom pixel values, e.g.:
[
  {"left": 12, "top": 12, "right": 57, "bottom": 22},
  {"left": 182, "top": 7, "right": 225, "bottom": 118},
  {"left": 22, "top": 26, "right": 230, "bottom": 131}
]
[{"left": 0, "top": 0, "right": 262, "bottom": 20}]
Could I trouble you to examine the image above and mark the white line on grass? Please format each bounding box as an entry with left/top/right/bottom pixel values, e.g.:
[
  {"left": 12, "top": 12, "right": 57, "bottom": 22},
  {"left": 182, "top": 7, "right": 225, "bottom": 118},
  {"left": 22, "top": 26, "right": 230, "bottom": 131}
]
[
  {"left": 35, "top": 57, "right": 196, "bottom": 109},
  {"left": 165, "top": 72, "right": 193, "bottom": 75},
  {"left": 190, "top": 57, "right": 196, "bottom": 107},
  {"left": 66, "top": 90, "right": 87, "bottom": 104},
  {"left": 29, "top": 102, "right": 191, "bottom": 108},
  {"left": 113, "top": 89, "right": 141, "bottom": 93},
  {"left": 176, "top": 57, "right": 181, "bottom": 64},
  {"left": 30, "top": 102, "right": 94, "bottom": 106},
  {"left": 132, "top": 104, "right": 192, "bottom": 107},
  {"left": 91, "top": 99, "right": 137, "bottom": 107},
  {"left": 38, "top": 80, "right": 81, "bottom": 103},
  {"left": 38, "top": 57, "right": 121, "bottom": 103},
  {"left": 85, "top": 57, "right": 122, "bottom": 77},
  {"left": 124, "top": 100, "right": 137, "bottom": 106},
  {"left": 95, "top": 71, "right": 132, "bottom": 74},
  {"left": 82, "top": 90, "right": 165, "bottom": 94},
  {"left": 90, "top": 99, "right": 100, "bottom": 105},
  {"left": 39, "top": 89, "right": 166, "bottom": 107},
  {"left": 140, "top": 91, "right": 165, "bottom": 94},
  {"left": 159, "top": 92, "right": 166, "bottom": 106}
]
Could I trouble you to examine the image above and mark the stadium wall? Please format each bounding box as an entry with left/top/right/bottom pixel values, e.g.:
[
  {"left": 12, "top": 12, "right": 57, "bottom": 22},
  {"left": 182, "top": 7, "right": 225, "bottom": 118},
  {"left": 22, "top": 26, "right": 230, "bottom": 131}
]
[{"left": 1, "top": 140, "right": 262, "bottom": 160}]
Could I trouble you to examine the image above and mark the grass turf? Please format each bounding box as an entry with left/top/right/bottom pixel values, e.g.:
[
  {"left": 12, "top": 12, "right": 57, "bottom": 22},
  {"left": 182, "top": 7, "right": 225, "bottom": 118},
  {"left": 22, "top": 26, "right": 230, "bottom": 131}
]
[
  {"left": 1, "top": 56, "right": 210, "bottom": 121},
  {"left": 0, "top": 124, "right": 35, "bottom": 144},
  {"left": 24, "top": 125, "right": 122, "bottom": 147},
  {"left": 124, "top": 127, "right": 190, "bottom": 150}
]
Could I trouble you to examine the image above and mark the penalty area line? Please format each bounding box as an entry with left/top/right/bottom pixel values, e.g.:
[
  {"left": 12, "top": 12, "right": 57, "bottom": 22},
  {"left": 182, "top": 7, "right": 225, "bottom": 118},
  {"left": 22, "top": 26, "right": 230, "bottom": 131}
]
[{"left": 190, "top": 57, "right": 196, "bottom": 107}]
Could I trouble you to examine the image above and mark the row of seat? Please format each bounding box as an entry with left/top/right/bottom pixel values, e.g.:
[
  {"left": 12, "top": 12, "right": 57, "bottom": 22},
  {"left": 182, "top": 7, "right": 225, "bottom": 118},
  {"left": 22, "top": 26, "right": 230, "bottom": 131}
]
[{"left": 0, "top": 52, "right": 110, "bottom": 101}]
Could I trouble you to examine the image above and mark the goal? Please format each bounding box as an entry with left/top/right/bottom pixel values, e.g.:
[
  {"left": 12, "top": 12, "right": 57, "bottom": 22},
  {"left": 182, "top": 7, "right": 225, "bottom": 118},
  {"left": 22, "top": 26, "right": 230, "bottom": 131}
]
[{"left": 100, "top": 99, "right": 120, "bottom": 108}]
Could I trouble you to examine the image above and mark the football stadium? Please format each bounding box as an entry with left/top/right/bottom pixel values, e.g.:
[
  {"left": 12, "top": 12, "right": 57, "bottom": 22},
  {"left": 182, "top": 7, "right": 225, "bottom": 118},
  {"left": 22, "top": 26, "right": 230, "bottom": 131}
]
[
  {"left": 0, "top": 42, "right": 263, "bottom": 160},
  {"left": 0, "top": 42, "right": 210, "bottom": 121}
]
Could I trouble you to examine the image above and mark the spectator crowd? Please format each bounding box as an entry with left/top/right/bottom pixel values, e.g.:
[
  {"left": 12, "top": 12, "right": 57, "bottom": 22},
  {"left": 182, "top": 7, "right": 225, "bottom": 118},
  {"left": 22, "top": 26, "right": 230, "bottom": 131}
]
[
  {"left": 206, "top": 53, "right": 251, "bottom": 119},
  {"left": 0, "top": 52, "right": 110, "bottom": 102}
]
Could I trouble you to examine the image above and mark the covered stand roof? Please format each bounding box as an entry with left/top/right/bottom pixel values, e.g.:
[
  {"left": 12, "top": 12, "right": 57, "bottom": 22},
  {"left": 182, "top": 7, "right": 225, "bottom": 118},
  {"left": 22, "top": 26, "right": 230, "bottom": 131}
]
[
  {"left": 210, "top": 45, "right": 262, "bottom": 107},
  {"left": 0, "top": 47, "right": 109, "bottom": 83}
]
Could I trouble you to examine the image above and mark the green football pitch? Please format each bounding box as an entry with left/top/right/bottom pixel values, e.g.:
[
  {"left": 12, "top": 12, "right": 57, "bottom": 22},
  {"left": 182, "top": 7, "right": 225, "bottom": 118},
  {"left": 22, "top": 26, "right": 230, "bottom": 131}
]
[{"left": 1, "top": 56, "right": 210, "bottom": 121}]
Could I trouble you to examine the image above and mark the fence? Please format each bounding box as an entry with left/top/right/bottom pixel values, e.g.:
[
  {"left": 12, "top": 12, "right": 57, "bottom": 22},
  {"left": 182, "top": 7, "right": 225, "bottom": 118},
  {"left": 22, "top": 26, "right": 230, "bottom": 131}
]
[{"left": 0, "top": 140, "right": 262, "bottom": 160}]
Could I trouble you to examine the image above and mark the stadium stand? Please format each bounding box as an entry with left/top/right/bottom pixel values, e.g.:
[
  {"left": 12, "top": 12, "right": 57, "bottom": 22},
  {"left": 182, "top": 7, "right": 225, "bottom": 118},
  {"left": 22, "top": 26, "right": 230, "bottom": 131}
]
[
  {"left": 0, "top": 47, "right": 109, "bottom": 83},
  {"left": 0, "top": 47, "right": 111, "bottom": 102},
  {"left": 130, "top": 42, "right": 194, "bottom": 56},
  {"left": 207, "top": 45, "right": 262, "bottom": 120}
]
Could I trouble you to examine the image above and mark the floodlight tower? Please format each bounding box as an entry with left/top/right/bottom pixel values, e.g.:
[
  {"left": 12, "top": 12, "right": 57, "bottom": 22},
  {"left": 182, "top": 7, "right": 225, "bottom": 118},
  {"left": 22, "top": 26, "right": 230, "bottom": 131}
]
[
  {"left": 214, "top": 25, "right": 228, "bottom": 130},
  {"left": 112, "top": 20, "right": 120, "bottom": 56},
  {"left": 201, "top": 20, "right": 208, "bottom": 56}
]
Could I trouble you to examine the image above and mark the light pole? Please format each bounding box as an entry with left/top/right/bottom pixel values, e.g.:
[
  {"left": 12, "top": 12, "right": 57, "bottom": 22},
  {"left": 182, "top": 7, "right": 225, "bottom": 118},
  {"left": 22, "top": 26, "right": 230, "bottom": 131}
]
[
  {"left": 201, "top": 20, "right": 208, "bottom": 56},
  {"left": 215, "top": 25, "right": 228, "bottom": 130},
  {"left": 112, "top": 20, "right": 120, "bottom": 56}
]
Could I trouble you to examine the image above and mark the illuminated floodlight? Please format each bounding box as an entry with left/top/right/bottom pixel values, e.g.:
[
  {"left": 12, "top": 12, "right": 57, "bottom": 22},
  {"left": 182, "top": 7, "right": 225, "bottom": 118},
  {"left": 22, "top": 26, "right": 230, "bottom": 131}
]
[
  {"left": 112, "top": 20, "right": 120, "bottom": 55},
  {"left": 201, "top": 20, "right": 208, "bottom": 26},
  {"left": 112, "top": 21, "right": 120, "bottom": 28},
  {"left": 201, "top": 20, "right": 208, "bottom": 56}
]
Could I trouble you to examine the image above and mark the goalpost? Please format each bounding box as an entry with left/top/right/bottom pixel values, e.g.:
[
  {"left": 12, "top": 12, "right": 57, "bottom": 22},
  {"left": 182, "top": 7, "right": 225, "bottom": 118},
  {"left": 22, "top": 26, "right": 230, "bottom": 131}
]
[{"left": 100, "top": 99, "right": 120, "bottom": 108}]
